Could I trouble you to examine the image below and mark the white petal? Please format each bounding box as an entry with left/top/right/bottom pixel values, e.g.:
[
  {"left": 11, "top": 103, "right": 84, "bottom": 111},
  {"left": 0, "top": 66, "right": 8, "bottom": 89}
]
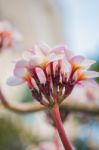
[
  {"left": 85, "top": 71, "right": 99, "bottom": 78},
  {"left": 14, "top": 67, "right": 26, "bottom": 77},
  {"left": 29, "top": 55, "right": 43, "bottom": 67},
  {"left": 49, "top": 53, "right": 64, "bottom": 62},
  {"left": 34, "top": 45, "right": 44, "bottom": 56},
  {"left": 62, "top": 59, "right": 71, "bottom": 73},
  {"left": 7, "top": 76, "right": 24, "bottom": 86},
  {"left": 23, "top": 51, "right": 34, "bottom": 60},
  {"left": 70, "top": 55, "right": 85, "bottom": 65},
  {"left": 80, "top": 58, "right": 96, "bottom": 69},
  {"left": 81, "top": 79, "right": 99, "bottom": 87}
]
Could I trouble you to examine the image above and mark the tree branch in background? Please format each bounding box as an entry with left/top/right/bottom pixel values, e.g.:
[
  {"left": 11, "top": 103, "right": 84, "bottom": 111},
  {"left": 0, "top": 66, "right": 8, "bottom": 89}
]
[
  {"left": 0, "top": 89, "right": 46, "bottom": 113},
  {"left": 0, "top": 89, "right": 99, "bottom": 115}
]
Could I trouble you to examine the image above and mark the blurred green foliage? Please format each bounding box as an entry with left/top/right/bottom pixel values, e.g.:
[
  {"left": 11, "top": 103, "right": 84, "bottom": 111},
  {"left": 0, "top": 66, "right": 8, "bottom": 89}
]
[
  {"left": 91, "top": 62, "right": 99, "bottom": 82},
  {"left": 0, "top": 114, "right": 47, "bottom": 150},
  {"left": 0, "top": 116, "right": 26, "bottom": 150},
  {"left": 73, "top": 139, "right": 90, "bottom": 150}
]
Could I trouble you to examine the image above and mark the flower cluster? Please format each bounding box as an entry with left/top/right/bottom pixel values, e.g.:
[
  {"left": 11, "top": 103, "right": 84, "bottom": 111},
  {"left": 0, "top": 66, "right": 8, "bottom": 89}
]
[
  {"left": 0, "top": 21, "right": 22, "bottom": 52},
  {"left": 7, "top": 43, "right": 99, "bottom": 107}
]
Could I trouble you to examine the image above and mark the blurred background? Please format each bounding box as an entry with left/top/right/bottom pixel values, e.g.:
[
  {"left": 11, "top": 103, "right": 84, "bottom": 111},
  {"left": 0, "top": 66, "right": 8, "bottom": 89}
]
[{"left": 0, "top": 0, "right": 99, "bottom": 149}]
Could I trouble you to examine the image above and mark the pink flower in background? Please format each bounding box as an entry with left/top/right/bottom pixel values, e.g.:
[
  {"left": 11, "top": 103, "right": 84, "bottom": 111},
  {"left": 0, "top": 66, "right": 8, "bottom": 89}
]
[
  {"left": 0, "top": 21, "right": 22, "bottom": 52},
  {"left": 7, "top": 43, "right": 99, "bottom": 106}
]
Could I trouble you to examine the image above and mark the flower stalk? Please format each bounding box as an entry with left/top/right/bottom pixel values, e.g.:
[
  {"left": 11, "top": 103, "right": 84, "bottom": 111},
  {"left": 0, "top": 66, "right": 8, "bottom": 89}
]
[{"left": 52, "top": 103, "right": 73, "bottom": 150}]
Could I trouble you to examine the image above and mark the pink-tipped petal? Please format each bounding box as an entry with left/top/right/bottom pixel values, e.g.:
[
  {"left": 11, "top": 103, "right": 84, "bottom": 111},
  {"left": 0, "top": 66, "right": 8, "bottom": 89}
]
[
  {"left": 14, "top": 67, "right": 26, "bottom": 77},
  {"left": 52, "top": 45, "right": 71, "bottom": 60},
  {"left": 70, "top": 55, "right": 85, "bottom": 65},
  {"left": 84, "top": 71, "right": 99, "bottom": 79},
  {"left": 7, "top": 76, "right": 24, "bottom": 86},
  {"left": 52, "top": 45, "right": 70, "bottom": 60},
  {"left": 52, "top": 45, "right": 68, "bottom": 54}
]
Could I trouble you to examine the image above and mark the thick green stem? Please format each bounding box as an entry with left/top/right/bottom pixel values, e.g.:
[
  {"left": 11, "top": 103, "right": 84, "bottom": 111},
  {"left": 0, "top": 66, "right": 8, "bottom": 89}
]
[{"left": 52, "top": 103, "right": 73, "bottom": 150}]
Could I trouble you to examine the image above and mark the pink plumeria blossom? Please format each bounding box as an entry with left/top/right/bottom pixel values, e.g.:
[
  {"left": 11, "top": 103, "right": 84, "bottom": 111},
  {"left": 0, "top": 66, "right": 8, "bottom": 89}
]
[
  {"left": 0, "top": 21, "right": 22, "bottom": 52},
  {"left": 23, "top": 43, "right": 65, "bottom": 69},
  {"left": 69, "top": 55, "right": 96, "bottom": 70},
  {"left": 72, "top": 70, "right": 99, "bottom": 83},
  {"left": 62, "top": 54, "right": 97, "bottom": 83},
  {"left": 7, "top": 43, "right": 99, "bottom": 106}
]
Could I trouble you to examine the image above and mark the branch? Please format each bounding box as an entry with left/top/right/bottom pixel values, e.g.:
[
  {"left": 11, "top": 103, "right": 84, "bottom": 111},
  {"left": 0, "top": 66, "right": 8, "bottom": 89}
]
[
  {"left": 0, "top": 89, "right": 46, "bottom": 113},
  {"left": 0, "top": 89, "right": 99, "bottom": 115},
  {"left": 62, "top": 101, "right": 99, "bottom": 115}
]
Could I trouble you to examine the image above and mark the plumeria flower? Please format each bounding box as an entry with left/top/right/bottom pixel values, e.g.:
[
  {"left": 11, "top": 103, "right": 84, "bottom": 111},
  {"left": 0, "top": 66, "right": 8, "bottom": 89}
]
[
  {"left": 63, "top": 54, "right": 95, "bottom": 74},
  {"left": 7, "top": 43, "right": 99, "bottom": 106},
  {"left": 23, "top": 43, "right": 66, "bottom": 69},
  {"left": 6, "top": 43, "right": 99, "bottom": 150},
  {"left": 0, "top": 20, "right": 22, "bottom": 52}
]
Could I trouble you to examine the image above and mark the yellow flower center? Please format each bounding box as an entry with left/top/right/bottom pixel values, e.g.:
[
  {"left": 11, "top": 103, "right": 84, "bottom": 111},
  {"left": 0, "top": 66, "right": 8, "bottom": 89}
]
[
  {"left": 72, "top": 64, "right": 80, "bottom": 71},
  {"left": 22, "top": 73, "right": 31, "bottom": 81},
  {"left": 40, "top": 57, "right": 49, "bottom": 68}
]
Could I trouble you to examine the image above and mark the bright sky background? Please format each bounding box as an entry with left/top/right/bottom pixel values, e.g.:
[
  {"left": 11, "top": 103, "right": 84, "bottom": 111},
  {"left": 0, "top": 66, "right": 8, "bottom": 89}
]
[{"left": 59, "top": 0, "right": 99, "bottom": 58}]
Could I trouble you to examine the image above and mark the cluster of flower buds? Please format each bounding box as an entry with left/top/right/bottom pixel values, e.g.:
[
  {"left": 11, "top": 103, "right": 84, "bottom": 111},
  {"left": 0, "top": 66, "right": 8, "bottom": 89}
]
[
  {"left": 7, "top": 43, "right": 99, "bottom": 107},
  {"left": 0, "top": 21, "right": 22, "bottom": 52}
]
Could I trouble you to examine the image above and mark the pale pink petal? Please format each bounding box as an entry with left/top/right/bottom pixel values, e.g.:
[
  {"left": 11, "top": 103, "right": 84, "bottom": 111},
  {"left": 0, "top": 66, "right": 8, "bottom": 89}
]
[
  {"left": 74, "top": 70, "right": 99, "bottom": 82},
  {"left": 61, "top": 59, "right": 71, "bottom": 73},
  {"left": 28, "top": 48, "right": 35, "bottom": 54},
  {"left": 38, "top": 42, "right": 50, "bottom": 56},
  {"left": 7, "top": 76, "right": 24, "bottom": 86},
  {"left": 23, "top": 51, "right": 34, "bottom": 60},
  {"left": 88, "top": 79, "right": 99, "bottom": 87},
  {"left": 80, "top": 58, "right": 96, "bottom": 69},
  {"left": 34, "top": 45, "right": 45, "bottom": 56},
  {"left": 52, "top": 45, "right": 70, "bottom": 60},
  {"left": 77, "top": 79, "right": 99, "bottom": 88},
  {"left": 29, "top": 55, "right": 43, "bottom": 67},
  {"left": 52, "top": 45, "right": 67, "bottom": 54},
  {"left": 80, "top": 79, "right": 99, "bottom": 87},
  {"left": 15, "top": 59, "right": 28, "bottom": 68},
  {"left": 49, "top": 53, "right": 64, "bottom": 62},
  {"left": 51, "top": 45, "right": 71, "bottom": 60},
  {"left": 84, "top": 71, "right": 99, "bottom": 78},
  {"left": 14, "top": 67, "right": 26, "bottom": 77},
  {"left": 70, "top": 56, "right": 96, "bottom": 70},
  {"left": 70, "top": 55, "right": 85, "bottom": 65},
  {"left": 36, "top": 68, "right": 46, "bottom": 84}
]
